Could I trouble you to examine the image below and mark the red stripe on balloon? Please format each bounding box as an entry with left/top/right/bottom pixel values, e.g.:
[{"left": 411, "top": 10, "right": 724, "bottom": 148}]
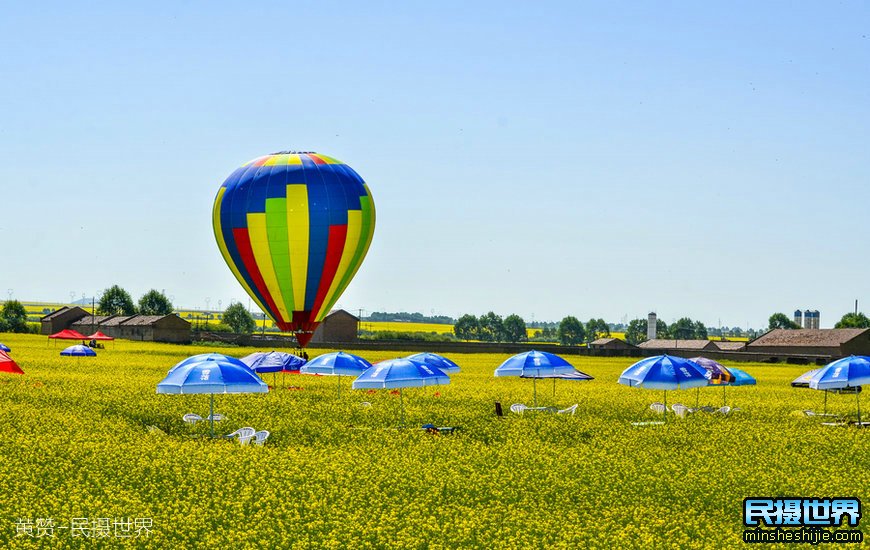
[
  {"left": 307, "top": 154, "right": 326, "bottom": 165},
  {"left": 232, "top": 228, "right": 287, "bottom": 327},
  {"left": 310, "top": 224, "right": 347, "bottom": 319}
]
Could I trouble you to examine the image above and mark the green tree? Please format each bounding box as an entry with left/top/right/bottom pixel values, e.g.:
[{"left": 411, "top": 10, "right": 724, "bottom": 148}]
[
  {"left": 655, "top": 319, "right": 670, "bottom": 339},
  {"left": 768, "top": 313, "right": 800, "bottom": 330},
  {"left": 1, "top": 300, "right": 29, "bottom": 333},
  {"left": 585, "top": 318, "right": 610, "bottom": 343},
  {"left": 835, "top": 312, "right": 870, "bottom": 329},
  {"left": 558, "top": 316, "right": 585, "bottom": 346},
  {"left": 625, "top": 318, "right": 647, "bottom": 345},
  {"left": 503, "top": 314, "right": 527, "bottom": 343},
  {"left": 478, "top": 312, "right": 505, "bottom": 342},
  {"left": 98, "top": 285, "right": 136, "bottom": 316},
  {"left": 453, "top": 314, "right": 479, "bottom": 340},
  {"left": 694, "top": 320, "right": 708, "bottom": 340},
  {"left": 223, "top": 302, "right": 256, "bottom": 334},
  {"left": 138, "top": 289, "right": 174, "bottom": 315},
  {"left": 671, "top": 317, "right": 702, "bottom": 339}
]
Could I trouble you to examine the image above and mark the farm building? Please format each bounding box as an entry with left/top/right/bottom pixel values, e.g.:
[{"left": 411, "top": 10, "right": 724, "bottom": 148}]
[
  {"left": 589, "top": 338, "right": 636, "bottom": 351},
  {"left": 636, "top": 339, "right": 718, "bottom": 352},
  {"left": 42, "top": 309, "right": 192, "bottom": 344},
  {"left": 40, "top": 306, "right": 89, "bottom": 335},
  {"left": 309, "top": 310, "right": 359, "bottom": 344},
  {"left": 745, "top": 329, "right": 870, "bottom": 359},
  {"left": 712, "top": 340, "right": 746, "bottom": 352}
]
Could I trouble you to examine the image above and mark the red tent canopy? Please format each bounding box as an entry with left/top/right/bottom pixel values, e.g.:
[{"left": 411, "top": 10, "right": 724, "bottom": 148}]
[
  {"left": 49, "top": 329, "right": 88, "bottom": 340},
  {"left": 86, "top": 331, "right": 115, "bottom": 341},
  {"left": 0, "top": 351, "right": 24, "bottom": 374}
]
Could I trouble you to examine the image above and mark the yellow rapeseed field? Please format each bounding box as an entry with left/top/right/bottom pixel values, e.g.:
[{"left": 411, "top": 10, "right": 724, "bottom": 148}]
[{"left": 0, "top": 333, "right": 866, "bottom": 548}]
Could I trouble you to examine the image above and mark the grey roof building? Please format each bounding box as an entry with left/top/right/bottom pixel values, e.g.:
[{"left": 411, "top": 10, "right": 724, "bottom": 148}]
[
  {"left": 746, "top": 329, "right": 870, "bottom": 359},
  {"left": 309, "top": 310, "right": 359, "bottom": 344},
  {"left": 636, "top": 339, "right": 718, "bottom": 352},
  {"left": 40, "top": 306, "right": 89, "bottom": 335}
]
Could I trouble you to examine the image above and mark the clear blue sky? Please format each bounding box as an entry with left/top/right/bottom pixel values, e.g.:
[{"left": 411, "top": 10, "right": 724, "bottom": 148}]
[{"left": 1, "top": 1, "right": 868, "bottom": 329}]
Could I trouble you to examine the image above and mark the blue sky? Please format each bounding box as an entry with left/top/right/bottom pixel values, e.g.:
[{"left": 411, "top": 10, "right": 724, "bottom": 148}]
[{"left": 1, "top": 1, "right": 867, "bottom": 329}]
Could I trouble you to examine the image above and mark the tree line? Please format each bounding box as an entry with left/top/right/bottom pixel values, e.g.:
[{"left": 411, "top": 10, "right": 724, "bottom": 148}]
[
  {"left": 96, "top": 285, "right": 257, "bottom": 334},
  {"left": 452, "top": 312, "right": 612, "bottom": 345}
]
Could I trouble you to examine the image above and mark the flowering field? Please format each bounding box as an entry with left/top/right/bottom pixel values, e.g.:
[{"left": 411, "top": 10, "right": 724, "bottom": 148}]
[{"left": 0, "top": 333, "right": 866, "bottom": 548}]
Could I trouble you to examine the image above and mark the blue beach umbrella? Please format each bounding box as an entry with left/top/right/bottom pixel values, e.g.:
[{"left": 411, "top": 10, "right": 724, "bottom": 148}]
[
  {"left": 726, "top": 368, "right": 756, "bottom": 386},
  {"left": 494, "top": 350, "right": 576, "bottom": 406},
  {"left": 240, "top": 351, "right": 306, "bottom": 373},
  {"left": 405, "top": 353, "right": 461, "bottom": 374},
  {"left": 808, "top": 356, "right": 870, "bottom": 424},
  {"left": 157, "top": 355, "right": 268, "bottom": 437},
  {"left": 301, "top": 351, "right": 372, "bottom": 397},
  {"left": 792, "top": 367, "right": 850, "bottom": 415},
  {"left": 60, "top": 345, "right": 96, "bottom": 357},
  {"left": 0, "top": 344, "right": 10, "bottom": 353},
  {"left": 791, "top": 368, "right": 820, "bottom": 388},
  {"left": 618, "top": 355, "right": 708, "bottom": 414},
  {"left": 168, "top": 353, "right": 237, "bottom": 373},
  {"left": 352, "top": 358, "right": 450, "bottom": 425},
  {"left": 240, "top": 351, "right": 306, "bottom": 388}
]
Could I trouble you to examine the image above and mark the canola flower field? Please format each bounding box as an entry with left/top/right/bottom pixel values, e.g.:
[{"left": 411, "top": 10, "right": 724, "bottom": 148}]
[{"left": 0, "top": 333, "right": 867, "bottom": 548}]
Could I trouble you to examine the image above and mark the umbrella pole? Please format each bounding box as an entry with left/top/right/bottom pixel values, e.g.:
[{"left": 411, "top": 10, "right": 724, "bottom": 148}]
[
  {"left": 209, "top": 393, "right": 215, "bottom": 439},
  {"left": 400, "top": 387, "right": 405, "bottom": 427},
  {"left": 553, "top": 378, "right": 556, "bottom": 399},
  {"left": 695, "top": 387, "right": 700, "bottom": 409},
  {"left": 857, "top": 390, "right": 862, "bottom": 426},
  {"left": 723, "top": 385, "right": 727, "bottom": 408},
  {"left": 824, "top": 390, "right": 828, "bottom": 415},
  {"left": 533, "top": 378, "right": 537, "bottom": 408},
  {"left": 664, "top": 390, "right": 667, "bottom": 422},
  {"left": 337, "top": 374, "right": 341, "bottom": 399}
]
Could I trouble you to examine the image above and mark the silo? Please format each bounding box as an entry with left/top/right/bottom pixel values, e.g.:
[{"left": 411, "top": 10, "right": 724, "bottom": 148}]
[
  {"left": 793, "top": 309, "right": 803, "bottom": 327},
  {"left": 811, "top": 310, "right": 820, "bottom": 330},
  {"left": 803, "top": 310, "right": 812, "bottom": 329},
  {"left": 647, "top": 312, "right": 657, "bottom": 340}
]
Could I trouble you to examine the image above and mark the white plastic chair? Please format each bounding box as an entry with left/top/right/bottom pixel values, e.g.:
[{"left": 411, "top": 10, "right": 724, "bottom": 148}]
[
  {"left": 183, "top": 413, "right": 202, "bottom": 425},
  {"left": 671, "top": 404, "right": 689, "bottom": 418},
  {"left": 716, "top": 406, "right": 731, "bottom": 416},
  {"left": 207, "top": 413, "right": 225, "bottom": 422},
  {"left": 650, "top": 402, "right": 666, "bottom": 414},
  {"left": 225, "top": 427, "right": 256, "bottom": 445},
  {"left": 510, "top": 403, "right": 527, "bottom": 415},
  {"left": 557, "top": 404, "right": 578, "bottom": 415},
  {"left": 252, "top": 430, "right": 270, "bottom": 446}
]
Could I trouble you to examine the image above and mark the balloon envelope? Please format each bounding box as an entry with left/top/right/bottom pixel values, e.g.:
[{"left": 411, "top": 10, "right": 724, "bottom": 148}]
[{"left": 213, "top": 151, "right": 376, "bottom": 347}]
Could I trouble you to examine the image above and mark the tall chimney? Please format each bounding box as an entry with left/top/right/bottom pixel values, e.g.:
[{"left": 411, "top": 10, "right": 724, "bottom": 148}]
[{"left": 647, "top": 312, "right": 657, "bottom": 340}]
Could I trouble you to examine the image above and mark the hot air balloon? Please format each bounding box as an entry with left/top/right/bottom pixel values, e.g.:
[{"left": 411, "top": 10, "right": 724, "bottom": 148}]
[{"left": 213, "top": 151, "right": 375, "bottom": 347}]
